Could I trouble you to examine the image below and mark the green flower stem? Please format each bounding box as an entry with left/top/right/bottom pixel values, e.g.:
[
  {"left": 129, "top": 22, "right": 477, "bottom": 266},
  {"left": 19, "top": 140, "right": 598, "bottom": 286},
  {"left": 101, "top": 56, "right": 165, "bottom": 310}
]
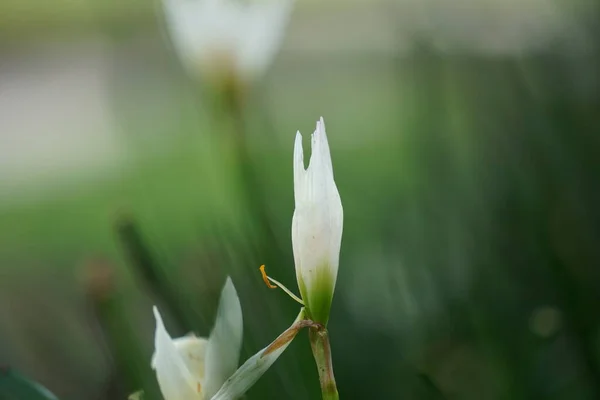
[
  {"left": 208, "top": 78, "right": 283, "bottom": 269},
  {"left": 309, "top": 325, "right": 339, "bottom": 400}
]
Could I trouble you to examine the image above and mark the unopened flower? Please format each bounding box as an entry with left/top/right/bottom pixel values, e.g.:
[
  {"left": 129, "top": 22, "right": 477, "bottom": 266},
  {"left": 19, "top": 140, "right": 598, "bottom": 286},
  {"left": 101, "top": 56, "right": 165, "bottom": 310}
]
[
  {"left": 162, "top": 0, "right": 293, "bottom": 83},
  {"left": 261, "top": 117, "right": 343, "bottom": 324}
]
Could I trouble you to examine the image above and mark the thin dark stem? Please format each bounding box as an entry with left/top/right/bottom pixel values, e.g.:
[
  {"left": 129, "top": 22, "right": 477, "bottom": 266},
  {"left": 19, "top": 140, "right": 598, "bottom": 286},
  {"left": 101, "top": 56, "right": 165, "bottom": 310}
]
[
  {"left": 225, "top": 86, "right": 280, "bottom": 253},
  {"left": 114, "top": 214, "right": 193, "bottom": 332}
]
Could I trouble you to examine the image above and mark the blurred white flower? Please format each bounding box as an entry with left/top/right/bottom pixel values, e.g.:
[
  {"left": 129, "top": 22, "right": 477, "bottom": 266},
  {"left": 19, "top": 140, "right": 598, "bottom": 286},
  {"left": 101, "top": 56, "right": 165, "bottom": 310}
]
[
  {"left": 153, "top": 277, "right": 304, "bottom": 400},
  {"left": 162, "top": 0, "right": 294, "bottom": 82},
  {"left": 291, "top": 117, "right": 343, "bottom": 324},
  {"left": 152, "top": 277, "right": 242, "bottom": 400}
]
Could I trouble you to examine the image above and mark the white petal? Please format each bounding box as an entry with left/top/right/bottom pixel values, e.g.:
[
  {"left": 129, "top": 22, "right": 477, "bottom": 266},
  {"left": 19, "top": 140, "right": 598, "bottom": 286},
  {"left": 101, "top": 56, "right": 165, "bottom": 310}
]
[
  {"left": 152, "top": 307, "right": 202, "bottom": 400},
  {"left": 293, "top": 131, "right": 306, "bottom": 205},
  {"left": 176, "top": 335, "right": 210, "bottom": 383},
  {"left": 203, "top": 277, "right": 243, "bottom": 399},
  {"left": 292, "top": 118, "right": 343, "bottom": 323},
  {"left": 209, "top": 309, "right": 306, "bottom": 400},
  {"left": 163, "top": 0, "right": 293, "bottom": 81},
  {"left": 315, "top": 117, "right": 333, "bottom": 172},
  {"left": 151, "top": 335, "right": 209, "bottom": 375},
  {"left": 237, "top": 0, "right": 294, "bottom": 80}
]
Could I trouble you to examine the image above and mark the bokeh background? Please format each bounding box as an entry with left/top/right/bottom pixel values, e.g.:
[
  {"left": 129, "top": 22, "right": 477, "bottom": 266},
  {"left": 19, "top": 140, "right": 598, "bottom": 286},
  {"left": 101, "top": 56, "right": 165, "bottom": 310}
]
[{"left": 1, "top": 0, "right": 600, "bottom": 399}]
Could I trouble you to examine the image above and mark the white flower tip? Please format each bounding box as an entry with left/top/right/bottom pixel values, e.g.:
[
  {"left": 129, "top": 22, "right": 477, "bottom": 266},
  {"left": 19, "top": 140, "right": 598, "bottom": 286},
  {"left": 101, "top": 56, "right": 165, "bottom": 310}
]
[
  {"left": 153, "top": 306, "right": 162, "bottom": 325},
  {"left": 305, "top": 116, "right": 333, "bottom": 174},
  {"left": 315, "top": 116, "right": 329, "bottom": 143},
  {"left": 317, "top": 116, "right": 325, "bottom": 131},
  {"left": 223, "top": 276, "right": 234, "bottom": 296},
  {"left": 203, "top": 276, "right": 244, "bottom": 398},
  {"left": 215, "top": 277, "right": 242, "bottom": 332},
  {"left": 294, "top": 131, "right": 303, "bottom": 147},
  {"left": 294, "top": 131, "right": 304, "bottom": 170},
  {"left": 151, "top": 306, "right": 163, "bottom": 370}
]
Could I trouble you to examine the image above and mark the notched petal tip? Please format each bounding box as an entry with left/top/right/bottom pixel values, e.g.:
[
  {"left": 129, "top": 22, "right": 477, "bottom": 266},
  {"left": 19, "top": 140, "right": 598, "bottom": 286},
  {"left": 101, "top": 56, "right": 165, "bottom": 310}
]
[
  {"left": 314, "top": 117, "right": 330, "bottom": 144},
  {"left": 316, "top": 117, "right": 326, "bottom": 135},
  {"left": 310, "top": 116, "right": 328, "bottom": 156}
]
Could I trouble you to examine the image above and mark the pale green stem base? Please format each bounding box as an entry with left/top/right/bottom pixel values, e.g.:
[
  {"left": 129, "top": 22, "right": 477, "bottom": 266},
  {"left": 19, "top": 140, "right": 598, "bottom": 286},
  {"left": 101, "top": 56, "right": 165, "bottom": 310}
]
[{"left": 309, "top": 326, "right": 339, "bottom": 400}]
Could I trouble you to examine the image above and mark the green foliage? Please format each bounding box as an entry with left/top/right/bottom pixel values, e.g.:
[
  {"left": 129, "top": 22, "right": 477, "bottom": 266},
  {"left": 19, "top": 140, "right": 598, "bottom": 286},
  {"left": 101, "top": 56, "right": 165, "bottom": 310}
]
[{"left": 0, "top": 368, "right": 59, "bottom": 400}]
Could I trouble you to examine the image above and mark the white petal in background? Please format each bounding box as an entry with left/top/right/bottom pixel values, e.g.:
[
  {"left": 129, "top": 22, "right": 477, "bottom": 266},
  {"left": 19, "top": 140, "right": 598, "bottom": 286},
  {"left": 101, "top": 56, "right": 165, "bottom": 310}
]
[
  {"left": 163, "top": 0, "right": 294, "bottom": 81},
  {"left": 203, "top": 277, "right": 244, "bottom": 398},
  {"left": 152, "top": 307, "right": 202, "bottom": 400},
  {"left": 170, "top": 335, "right": 210, "bottom": 382},
  {"left": 236, "top": 0, "right": 294, "bottom": 80}
]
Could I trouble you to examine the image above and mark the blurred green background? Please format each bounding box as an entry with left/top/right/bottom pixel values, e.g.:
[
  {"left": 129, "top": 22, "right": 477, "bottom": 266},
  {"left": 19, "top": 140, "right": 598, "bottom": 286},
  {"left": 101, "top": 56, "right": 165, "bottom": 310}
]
[{"left": 1, "top": 0, "right": 600, "bottom": 399}]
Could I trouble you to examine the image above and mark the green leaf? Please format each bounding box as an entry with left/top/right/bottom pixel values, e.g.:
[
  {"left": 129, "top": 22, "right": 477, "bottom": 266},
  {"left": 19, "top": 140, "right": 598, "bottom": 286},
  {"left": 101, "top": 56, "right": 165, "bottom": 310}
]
[{"left": 0, "top": 367, "right": 59, "bottom": 400}]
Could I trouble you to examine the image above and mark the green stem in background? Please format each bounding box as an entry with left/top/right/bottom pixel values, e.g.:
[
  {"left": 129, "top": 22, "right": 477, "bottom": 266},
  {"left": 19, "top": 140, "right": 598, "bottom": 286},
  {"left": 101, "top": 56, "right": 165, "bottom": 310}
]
[
  {"left": 309, "top": 326, "right": 340, "bottom": 400},
  {"left": 115, "top": 214, "right": 195, "bottom": 333},
  {"left": 211, "top": 79, "right": 281, "bottom": 261}
]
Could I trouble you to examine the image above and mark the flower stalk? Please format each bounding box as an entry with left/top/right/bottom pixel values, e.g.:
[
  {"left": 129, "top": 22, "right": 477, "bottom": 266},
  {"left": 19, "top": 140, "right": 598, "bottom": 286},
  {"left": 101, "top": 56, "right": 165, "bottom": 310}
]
[
  {"left": 309, "top": 325, "right": 339, "bottom": 400},
  {"left": 260, "top": 117, "right": 343, "bottom": 398}
]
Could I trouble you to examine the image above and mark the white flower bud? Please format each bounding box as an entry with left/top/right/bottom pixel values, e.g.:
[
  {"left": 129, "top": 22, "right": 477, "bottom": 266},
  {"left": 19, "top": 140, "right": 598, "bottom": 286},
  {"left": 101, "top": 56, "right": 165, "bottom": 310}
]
[{"left": 292, "top": 117, "right": 343, "bottom": 324}]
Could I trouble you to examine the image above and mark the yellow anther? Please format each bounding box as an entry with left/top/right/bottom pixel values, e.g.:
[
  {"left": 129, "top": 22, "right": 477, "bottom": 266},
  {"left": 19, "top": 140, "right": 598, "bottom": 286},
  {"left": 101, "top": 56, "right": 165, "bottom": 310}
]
[
  {"left": 260, "top": 265, "right": 277, "bottom": 289},
  {"left": 258, "top": 264, "right": 305, "bottom": 305}
]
